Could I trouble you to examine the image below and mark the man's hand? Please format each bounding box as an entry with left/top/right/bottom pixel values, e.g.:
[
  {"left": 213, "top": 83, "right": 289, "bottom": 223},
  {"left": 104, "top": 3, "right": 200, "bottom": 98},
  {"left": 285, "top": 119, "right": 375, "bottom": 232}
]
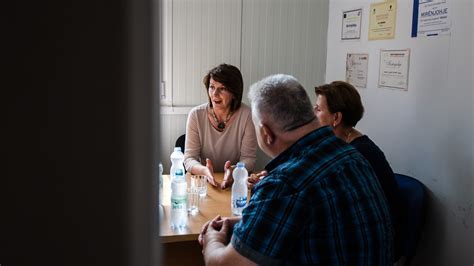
[
  {"left": 199, "top": 216, "right": 256, "bottom": 266},
  {"left": 199, "top": 215, "right": 222, "bottom": 246},
  {"left": 199, "top": 215, "right": 242, "bottom": 246},
  {"left": 200, "top": 216, "right": 231, "bottom": 249},
  {"left": 247, "top": 170, "right": 267, "bottom": 190}
]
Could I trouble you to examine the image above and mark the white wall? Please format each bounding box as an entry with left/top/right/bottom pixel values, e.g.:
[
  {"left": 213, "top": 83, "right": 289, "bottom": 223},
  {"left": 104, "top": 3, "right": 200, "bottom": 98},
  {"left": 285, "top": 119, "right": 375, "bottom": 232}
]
[
  {"left": 241, "top": 0, "right": 328, "bottom": 102},
  {"left": 326, "top": 0, "right": 473, "bottom": 265},
  {"left": 240, "top": 0, "right": 329, "bottom": 169},
  {"left": 160, "top": 0, "right": 329, "bottom": 172}
]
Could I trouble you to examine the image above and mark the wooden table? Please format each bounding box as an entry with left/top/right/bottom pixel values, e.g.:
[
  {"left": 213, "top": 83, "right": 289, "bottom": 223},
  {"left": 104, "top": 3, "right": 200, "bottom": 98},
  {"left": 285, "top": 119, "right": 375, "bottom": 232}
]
[{"left": 160, "top": 173, "right": 231, "bottom": 265}]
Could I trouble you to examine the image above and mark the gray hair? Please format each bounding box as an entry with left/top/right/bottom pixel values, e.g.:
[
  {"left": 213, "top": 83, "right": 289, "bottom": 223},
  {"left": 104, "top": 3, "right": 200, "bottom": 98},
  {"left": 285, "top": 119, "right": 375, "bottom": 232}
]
[{"left": 248, "top": 74, "right": 315, "bottom": 132}]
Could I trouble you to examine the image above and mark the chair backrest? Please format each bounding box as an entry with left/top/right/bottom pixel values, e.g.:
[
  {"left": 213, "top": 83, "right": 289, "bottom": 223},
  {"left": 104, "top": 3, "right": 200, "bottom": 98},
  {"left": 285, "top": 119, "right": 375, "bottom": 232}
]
[
  {"left": 175, "top": 134, "right": 185, "bottom": 154},
  {"left": 394, "top": 173, "right": 426, "bottom": 264}
]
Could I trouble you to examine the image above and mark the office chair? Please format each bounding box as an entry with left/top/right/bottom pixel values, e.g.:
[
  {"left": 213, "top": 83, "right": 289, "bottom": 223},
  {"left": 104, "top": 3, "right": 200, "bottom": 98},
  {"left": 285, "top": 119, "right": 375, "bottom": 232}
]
[
  {"left": 175, "top": 134, "right": 185, "bottom": 154},
  {"left": 394, "top": 173, "right": 427, "bottom": 266}
]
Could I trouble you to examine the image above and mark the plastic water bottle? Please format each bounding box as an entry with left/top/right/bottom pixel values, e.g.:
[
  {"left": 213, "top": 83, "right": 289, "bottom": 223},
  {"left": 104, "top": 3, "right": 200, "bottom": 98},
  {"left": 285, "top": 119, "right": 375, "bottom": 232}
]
[
  {"left": 170, "top": 147, "right": 187, "bottom": 228},
  {"left": 158, "top": 162, "right": 164, "bottom": 218},
  {"left": 158, "top": 162, "right": 163, "bottom": 205},
  {"left": 231, "top": 162, "right": 248, "bottom": 216},
  {"left": 170, "top": 147, "right": 185, "bottom": 183},
  {"left": 170, "top": 168, "right": 187, "bottom": 229}
]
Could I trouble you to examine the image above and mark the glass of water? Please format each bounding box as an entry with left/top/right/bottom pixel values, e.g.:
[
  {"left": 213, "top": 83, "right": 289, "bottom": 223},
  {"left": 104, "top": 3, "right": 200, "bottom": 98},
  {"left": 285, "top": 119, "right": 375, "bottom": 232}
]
[
  {"left": 187, "top": 185, "right": 200, "bottom": 215},
  {"left": 191, "top": 175, "right": 207, "bottom": 198}
]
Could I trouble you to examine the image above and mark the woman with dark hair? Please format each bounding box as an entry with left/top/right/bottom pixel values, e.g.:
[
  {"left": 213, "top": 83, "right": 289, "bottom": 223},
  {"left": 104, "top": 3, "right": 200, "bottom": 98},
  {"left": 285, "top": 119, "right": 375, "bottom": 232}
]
[
  {"left": 314, "top": 81, "right": 402, "bottom": 261},
  {"left": 184, "top": 63, "right": 257, "bottom": 189}
]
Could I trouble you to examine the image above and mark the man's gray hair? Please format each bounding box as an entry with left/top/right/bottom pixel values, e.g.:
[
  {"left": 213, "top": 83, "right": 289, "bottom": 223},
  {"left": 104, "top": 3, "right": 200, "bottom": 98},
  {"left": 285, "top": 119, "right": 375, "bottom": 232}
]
[{"left": 248, "top": 74, "right": 315, "bottom": 132}]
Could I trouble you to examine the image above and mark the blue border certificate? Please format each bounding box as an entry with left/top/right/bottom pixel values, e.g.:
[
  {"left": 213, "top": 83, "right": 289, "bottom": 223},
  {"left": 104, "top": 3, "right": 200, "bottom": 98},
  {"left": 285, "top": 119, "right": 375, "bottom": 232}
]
[{"left": 412, "top": 0, "right": 451, "bottom": 37}]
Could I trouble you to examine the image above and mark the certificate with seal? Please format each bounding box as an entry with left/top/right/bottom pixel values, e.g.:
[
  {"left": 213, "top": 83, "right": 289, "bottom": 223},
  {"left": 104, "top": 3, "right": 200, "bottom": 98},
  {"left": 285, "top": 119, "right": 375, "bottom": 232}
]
[
  {"left": 341, "top": 8, "right": 362, "bottom": 40},
  {"left": 378, "top": 49, "right": 410, "bottom": 90},
  {"left": 346, "top": 53, "right": 369, "bottom": 88},
  {"left": 369, "top": 0, "right": 397, "bottom": 40}
]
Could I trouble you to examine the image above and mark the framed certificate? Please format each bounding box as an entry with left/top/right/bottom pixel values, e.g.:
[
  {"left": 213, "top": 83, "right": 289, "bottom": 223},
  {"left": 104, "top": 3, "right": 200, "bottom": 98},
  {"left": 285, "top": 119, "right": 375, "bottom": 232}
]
[
  {"left": 412, "top": 0, "right": 451, "bottom": 37},
  {"left": 378, "top": 49, "right": 410, "bottom": 90},
  {"left": 342, "top": 8, "right": 362, "bottom": 40},
  {"left": 346, "top": 53, "right": 369, "bottom": 88},
  {"left": 369, "top": 0, "right": 397, "bottom": 40}
]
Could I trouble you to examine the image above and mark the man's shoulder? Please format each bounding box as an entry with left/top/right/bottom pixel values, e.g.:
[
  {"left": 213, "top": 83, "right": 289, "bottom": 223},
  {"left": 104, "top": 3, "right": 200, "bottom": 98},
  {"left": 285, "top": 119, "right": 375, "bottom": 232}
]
[
  {"left": 296, "top": 131, "right": 361, "bottom": 168},
  {"left": 281, "top": 136, "right": 371, "bottom": 190},
  {"left": 253, "top": 172, "right": 291, "bottom": 194}
]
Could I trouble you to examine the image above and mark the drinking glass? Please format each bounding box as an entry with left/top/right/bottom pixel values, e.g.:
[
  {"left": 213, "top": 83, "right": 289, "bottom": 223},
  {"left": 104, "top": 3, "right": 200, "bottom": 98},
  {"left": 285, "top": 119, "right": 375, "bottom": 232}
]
[
  {"left": 187, "top": 186, "right": 199, "bottom": 215},
  {"left": 191, "top": 175, "right": 207, "bottom": 198}
]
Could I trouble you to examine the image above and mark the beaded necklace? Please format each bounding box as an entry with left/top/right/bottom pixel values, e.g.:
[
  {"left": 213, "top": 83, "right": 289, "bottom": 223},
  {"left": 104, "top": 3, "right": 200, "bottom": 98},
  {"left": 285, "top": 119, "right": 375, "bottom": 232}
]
[{"left": 210, "top": 107, "right": 233, "bottom": 131}]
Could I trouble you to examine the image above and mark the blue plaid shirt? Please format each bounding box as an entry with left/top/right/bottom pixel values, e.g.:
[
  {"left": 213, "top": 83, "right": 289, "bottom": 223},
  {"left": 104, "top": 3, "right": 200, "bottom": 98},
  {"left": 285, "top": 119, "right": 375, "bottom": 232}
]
[{"left": 231, "top": 126, "right": 393, "bottom": 265}]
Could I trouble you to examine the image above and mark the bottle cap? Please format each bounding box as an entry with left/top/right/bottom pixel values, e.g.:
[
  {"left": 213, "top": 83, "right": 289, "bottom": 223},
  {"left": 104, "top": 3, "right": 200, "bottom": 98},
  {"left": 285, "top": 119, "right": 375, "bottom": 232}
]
[
  {"left": 174, "top": 147, "right": 182, "bottom": 152},
  {"left": 236, "top": 162, "right": 245, "bottom": 168}
]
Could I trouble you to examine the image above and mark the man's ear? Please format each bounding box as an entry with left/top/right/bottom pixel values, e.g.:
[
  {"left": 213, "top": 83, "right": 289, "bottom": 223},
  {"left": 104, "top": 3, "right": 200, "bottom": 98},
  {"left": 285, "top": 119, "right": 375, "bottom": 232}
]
[
  {"left": 333, "top": 112, "right": 343, "bottom": 127},
  {"left": 261, "top": 123, "right": 275, "bottom": 145}
]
